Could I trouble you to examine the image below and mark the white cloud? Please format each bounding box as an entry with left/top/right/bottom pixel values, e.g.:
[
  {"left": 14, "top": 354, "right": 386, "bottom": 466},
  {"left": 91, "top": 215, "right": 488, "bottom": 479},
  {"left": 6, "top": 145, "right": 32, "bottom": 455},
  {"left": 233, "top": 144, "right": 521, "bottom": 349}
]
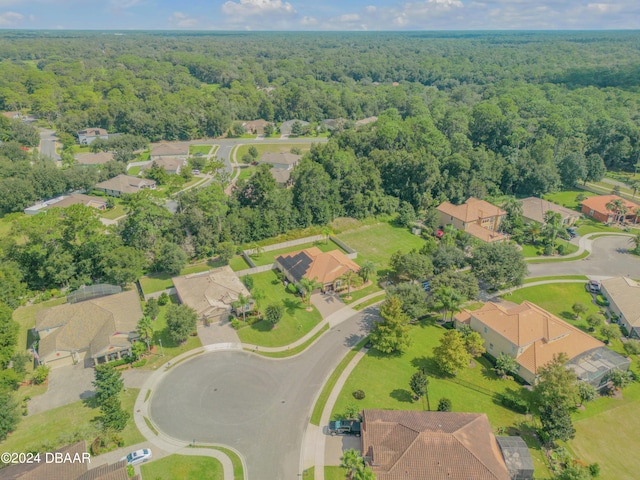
[
  {"left": 169, "top": 11, "right": 198, "bottom": 28},
  {"left": 222, "top": 0, "right": 296, "bottom": 17},
  {"left": 365, "top": 6, "right": 377, "bottom": 13},
  {"left": 587, "top": 3, "right": 623, "bottom": 13},
  {"left": 300, "top": 16, "right": 318, "bottom": 25},
  {"left": 338, "top": 13, "right": 360, "bottom": 22},
  {"left": 0, "top": 11, "right": 23, "bottom": 25}
]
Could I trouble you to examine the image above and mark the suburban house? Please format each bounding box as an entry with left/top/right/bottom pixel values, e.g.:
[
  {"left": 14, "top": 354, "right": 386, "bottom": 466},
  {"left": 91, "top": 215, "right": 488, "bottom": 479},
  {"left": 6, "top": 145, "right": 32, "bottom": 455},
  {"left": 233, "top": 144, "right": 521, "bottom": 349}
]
[
  {"left": 95, "top": 174, "right": 156, "bottom": 197},
  {"left": 150, "top": 142, "right": 189, "bottom": 161},
  {"left": 601, "top": 277, "right": 640, "bottom": 338},
  {"left": 361, "top": 409, "right": 533, "bottom": 480},
  {"left": 275, "top": 247, "right": 360, "bottom": 293},
  {"left": 142, "top": 157, "right": 187, "bottom": 175},
  {"left": 355, "top": 116, "right": 378, "bottom": 127},
  {"left": 75, "top": 151, "right": 114, "bottom": 165},
  {"left": 242, "top": 119, "right": 270, "bottom": 135},
  {"left": 34, "top": 289, "right": 143, "bottom": 368},
  {"left": 0, "top": 441, "right": 137, "bottom": 480},
  {"left": 321, "top": 118, "right": 347, "bottom": 131},
  {"left": 520, "top": 197, "right": 581, "bottom": 226},
  {"left": 581, "top": 195, "right": 640, "bottom": 223},
  {"left": 258, "top": 152, "right": 301, "bottom": 170},
  {"left": 24, "top": 193, "right": 108, "bottom": 214},
  {"left": 437, "top": 197, "right": 509, "bottom": 243},
  {"left": 279, "top": 119, "right": 309, "bottom": 136},
  {"left": 77, "top": 127, "right": 109, "bottom": 145},
  {"left": 455, "top": 301, "right": 630, "bottom": 387},
  {"left": 172, "top": 266, "right": 251, "bottom": 323},
  {"left": 270, "top": 168, "right": 294, "bottom": 187}
]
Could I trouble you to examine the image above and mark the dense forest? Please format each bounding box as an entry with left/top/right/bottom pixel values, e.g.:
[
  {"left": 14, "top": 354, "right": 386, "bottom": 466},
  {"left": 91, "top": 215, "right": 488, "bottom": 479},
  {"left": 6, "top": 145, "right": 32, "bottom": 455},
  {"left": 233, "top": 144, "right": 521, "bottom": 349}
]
[{"left": 0, "top": 30, "right": 639, "bottom": 295}]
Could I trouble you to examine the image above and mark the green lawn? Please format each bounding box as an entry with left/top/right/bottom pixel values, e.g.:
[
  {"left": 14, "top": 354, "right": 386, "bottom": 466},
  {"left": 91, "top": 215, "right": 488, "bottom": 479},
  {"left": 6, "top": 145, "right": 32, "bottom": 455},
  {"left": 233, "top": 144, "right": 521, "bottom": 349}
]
[
  {"left": 331, "top": 322, "right": 551, "bottom": 478},
  {"left": 100, "top": 203, "right": 127, "bottom": 220},
  {"left": 189, "top": 145, "right": 213, "bottom": 156},
  {"left": 254, "top": 324, "right": 329, "bottom": 358},
  {"left": 141, "top": 454, "right": 223, "bottom": 480},
  {"left": 137, "top": 150, "right": 150, "bottom": 162},
  {"left": 139, "top": 261, "right": 220, "bottom": 294},
  {"left": 13, "top": 297, "right": 67, "bottom": 353},
  {"left": 527, "top": 250, "right": 590, "bottom": 263},
  {"left": 521, "top": 239, "right": 578, "bottom": 258},
  {"left": 0, "top": 389, "right": 143, "bottom": 454},
  {"left": 228, "top": 255, "right": 251, "bottom": 272},
  {"left": 127, "top": 165, "right": 142, "bottom": 176},
  {"left": 340, "top": 282, "right": 383, "bottom": 304},
  {"left": 236, "top": 270, "right": 322, "bottom": 347},
  {"left": 335, "top": 222, "right": 425, "bottom": 274},
  {"left": 190, "top": 446, "right": 244, "bottom": 480},
  {"left": 503, "top": 283, "right": 600, "bottom": 332},
  {"left": 325, "top": 466, "right": 348, "bottom": 479},
  {"left": 248, "top": 239, "right": 345, "bottom": 267},
  {"left": 523, "top": 275, "right": 588, "bottom": 284},
  {"left": 236, "top": 165, "right": 256, "bottom": 182},
  {"left": 543, "top": 190, "right": 597, "bottom": 210},
  {"left": 235, "top": 142, "right": 311, "bottom": 161},
  {"left": 576, "top": 218, "right": 626, "bottom": 236}
]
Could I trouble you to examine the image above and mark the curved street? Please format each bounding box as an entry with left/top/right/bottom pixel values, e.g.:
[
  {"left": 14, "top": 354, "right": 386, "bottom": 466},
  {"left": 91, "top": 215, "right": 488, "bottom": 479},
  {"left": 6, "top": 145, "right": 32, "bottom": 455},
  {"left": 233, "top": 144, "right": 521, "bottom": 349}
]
[{"left": 149, "top": 307, "right": 376, "bottom": 480}]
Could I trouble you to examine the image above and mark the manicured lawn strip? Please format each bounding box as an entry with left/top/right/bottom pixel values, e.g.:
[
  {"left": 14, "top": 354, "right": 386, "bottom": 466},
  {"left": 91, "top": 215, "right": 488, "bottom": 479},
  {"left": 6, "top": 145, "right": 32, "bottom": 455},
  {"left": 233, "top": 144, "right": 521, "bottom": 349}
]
[
  {"left": 229, "top": 255, "right": 251, "bottom": 271},
  {"left": 141, "top": 297, "right": 202, "bottom": 370},
  {"left": 543, "top": 190, "right": 597, "bottom": 210},
  {"left": 190, "top": 145, "right": 213, "bottom": 155},
  {"left": 236, "top": 142, "right": 311, "bottom": 161},
  {"left": 204, "top": 446, "right": 244, "bottom": 480},
  {"left": 523, "top": 275, "right": 588, "bottom": 284},
  {"left": 137, "top": 150, "right": 151, "bottom": 162},
  {"left": 310, "top": 338, "right": 368, "bottom": 426},
  {"left": 521, "top": 239, "right": 577, "bottom": 258},
  {"left": 502, "top": 283, "right": 601, "bottom": 333},
  {"left": 141, "top": 454, "right": 223, "bottom": 480},
  {"left": 353, "top": 297, "right": 384, "bottom": 311},
  {"left": 0, "top": 389, "right": 143, "bottom": 454},
  {"left": 144, "top": 416, "right": 158, "bottom": 435},
  {"left": 13, "top": 297, "right": 67, "bottom": 352},
  {"left": 236, "top": 165, "right": 256, "bottom": 182},
  {"left": 127, "top": 165, "right": 142, "bottom": 176},
  {"left": 236, "top": 270, "right": 321, "bottom": 347},
  {"left": 576, "top": 218, "right": 625, "bottom": 236},
  {"left": 336, "top": 222, "right": 425, "bottom": 273},
  {"left": 325, "top": 466, "right": 347, "bottom": 479},
  {"left": 100, "top": 203, "right": 127, "bottom": 220},
  {"left": 254, "top": 324, "right": 329, "bottom": 358},
  {"left": 140, "top": 262, "right": 218, "bottom": 294},
  {"left": 249, "top": 239, "right": 345, "bottom": 267},
  {"left": 340, "top": 283, "right": 382, "bottom": 304},
  {"left": 526, "top": 250, "right": 589, "bottom": 263}
]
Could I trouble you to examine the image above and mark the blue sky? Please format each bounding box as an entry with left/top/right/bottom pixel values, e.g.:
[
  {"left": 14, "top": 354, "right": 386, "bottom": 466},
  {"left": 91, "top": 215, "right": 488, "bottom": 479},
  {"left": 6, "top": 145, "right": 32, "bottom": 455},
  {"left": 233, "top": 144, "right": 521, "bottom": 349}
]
[{"left": 0, "top": 0, "right": 638, "bottom": 30}]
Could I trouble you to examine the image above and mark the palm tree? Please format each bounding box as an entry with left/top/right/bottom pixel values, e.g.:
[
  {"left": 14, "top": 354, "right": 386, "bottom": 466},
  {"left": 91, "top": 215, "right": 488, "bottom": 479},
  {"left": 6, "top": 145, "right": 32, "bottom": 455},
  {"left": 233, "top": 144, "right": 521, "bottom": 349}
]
[
  {"left": 341, "top": 270, "right": 357, "bottom": 300},
  {"left": 359, "top": 260, "right": 376, "bottom": 283},
  {"left": 432, "top": 286, "right": 463, "bottom": 321},
  {"left": 629, "top": 233, "right": 640, "bottom": 254},
  {"left": 631, "top": 180, "right": 640, "bottom": 199},
  {"left": 299, "top": 277, "right": 321, "bottom": 311},
  {"left": 527, "top": 221, "right": 542, "bottom": 244},
  {"left": 341, "top": 449, "right": 363, "bottom": 480},
  {"left": 353, "top": 465, "right": 377, "bottom": 480},
  {"left": 232, "top": 293, "right": 250, "bottom": 321},
  {"left": 606, "top": 199, "right": 627, "bottom": 224},
  {"left": 136, "top": 316, "right": 154, "bottom": 351},
  {"left": 543, "top": 211, "right": 563, "bottom": 249},
  {"left": 322, "top": 226, "right": 333, "bottom": 244},
  {"left": 502, "top": 196, "right": 523, "bottom": 218}
]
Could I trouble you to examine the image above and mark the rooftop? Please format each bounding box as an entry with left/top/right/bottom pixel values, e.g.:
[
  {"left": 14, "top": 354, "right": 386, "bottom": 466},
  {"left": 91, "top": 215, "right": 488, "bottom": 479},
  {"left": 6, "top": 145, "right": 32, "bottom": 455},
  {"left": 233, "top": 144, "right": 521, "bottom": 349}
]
[
  {"left": 150, "top": 142, "right": 189, "bottom": 156},
  {"left": 24, "top": 194, "right": 108, "bottom": 214},
  {"left": 276, "top": 247, "right": 359, "bottom": 285},
  {"left": 95, "top": 174, "right": 156, "bottom": 194},
  {"left": 75, "top": 151, "right": 115, "bottom": 165},
  {"left": 581, "top": 195, "right": 639, "bottom": 214},
  {"left": 520, "top": 197, "right": 580, "bottom": 223},
  {"left": 78, "top": 127, "right": 108, "bottom": 136},
  {"left": 601, "top": 277, "right": 640, "bottom": 327},
  {"left": 259, "top": 152, "right": 301, "bottom": 166},
  {"left": 437, "top": 197, "right": 506, "bottom": 223}
]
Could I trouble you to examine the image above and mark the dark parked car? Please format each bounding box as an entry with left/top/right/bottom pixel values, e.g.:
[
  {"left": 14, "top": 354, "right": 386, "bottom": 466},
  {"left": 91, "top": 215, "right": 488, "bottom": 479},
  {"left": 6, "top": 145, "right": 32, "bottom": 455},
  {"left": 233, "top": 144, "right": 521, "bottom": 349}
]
[
  {"left": 567, "top": 227, "right": 578, "bottom": 238},
  {"left": 328, "top": 420, "right": 361, "bottom": 437},
  {"left": 587, "top": 280, "right": 601, "bottom": 293}
]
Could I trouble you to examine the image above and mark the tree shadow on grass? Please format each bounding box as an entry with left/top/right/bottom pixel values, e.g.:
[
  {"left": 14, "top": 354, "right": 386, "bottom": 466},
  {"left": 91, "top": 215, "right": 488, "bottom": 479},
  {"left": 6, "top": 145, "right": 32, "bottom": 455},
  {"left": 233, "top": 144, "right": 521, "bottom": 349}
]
[
  {"left": 82, "top": 395, "right": 100, "bottom": 409},
  {"left": 410, "top": 356, "right": 451, "bottom": 379},
  {"left": 249, "top": 320, "right": 272, "bottom": 333},
  {"left": 390, "top": 389, "right": 414, "bottom": 403},
  {"left": 282, "top": 298, "right": 304, "bottom": 315},
  {"left": 560, "top": 311, "right": 575, "bottom": 321}
]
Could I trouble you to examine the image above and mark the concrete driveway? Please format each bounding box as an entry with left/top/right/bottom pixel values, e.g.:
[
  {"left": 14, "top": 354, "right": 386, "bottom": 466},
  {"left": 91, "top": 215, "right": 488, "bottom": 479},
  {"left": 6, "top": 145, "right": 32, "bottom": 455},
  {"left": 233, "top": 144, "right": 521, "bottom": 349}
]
[
  {"left": 149, "top": 306, "right": 378, "bottom": 480},
  {"left": 325, "top": 435, "right": 362, "bottom": 466},
  {"left": 311, "top": 292, "right": 346, "bottom": 319},
  {"left": 28, "top": 364, "right": 95, "bottom": 415},
  {"left": 527, "top": 236, "right": 640, "bottom": 279}
]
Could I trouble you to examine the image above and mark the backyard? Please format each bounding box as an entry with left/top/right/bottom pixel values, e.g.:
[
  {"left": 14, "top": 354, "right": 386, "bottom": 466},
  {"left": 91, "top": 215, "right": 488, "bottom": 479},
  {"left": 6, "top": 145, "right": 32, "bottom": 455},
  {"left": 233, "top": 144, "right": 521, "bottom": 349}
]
[
  {"left": 140, "top": 454, "right": 223, "bottom": 480},
  {"left": 139, "top": 258, "right": 227, "bottom": 294},
  {"left": 520, "top": 238, "right": 578, "bottom": 258},
  {"left": 189, "top": 144, "right": 213, "bottom": 156},
  {"left": 543, "top": 190, "right": 597, "bottom": 210},
  {"left": 235, "top": 269, "right": 322, "bottom": 347},
  {"left": 235, "top": 142, "right": 312, "bottom": 162},
  {"left": 331, "top": 321, "right": 551, "bottom": 478},
  {"left": 247, "top": 238, "right": 346, "bottom": 267}
]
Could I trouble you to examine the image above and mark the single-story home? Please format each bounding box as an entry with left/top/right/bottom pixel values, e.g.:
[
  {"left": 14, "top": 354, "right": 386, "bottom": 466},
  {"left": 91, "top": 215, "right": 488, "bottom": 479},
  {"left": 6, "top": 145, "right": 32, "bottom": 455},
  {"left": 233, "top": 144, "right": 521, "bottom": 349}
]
[
  {"left": 355, "top": 116, "right": 378, "bottom": 128},
  {"left": 270, "top": 167, "right": 293, "bottom": 187},
  {"left": 150, "top": 142, "right": 189, "bottom": 161},
  {"left": 520, "top": 197, "right": 581, "bottom": 226},
  {"left": 361, "top": 409, "right": 532, "bottom": 480},
  {"left": 242, "top": 119, "right": 270, "bottom": 135},
  {"left": 581, "top": 195, "right": 640, "bottom": 223},
  {"left": 258, "top": 152, "right": 301, "bottom": 170},
  {"left": 172, "top": 266, "right": 251, "bottom": 323},
  {"left": 77, "top": 127, "right": 109, "bottom": 145},
  {"left": 275, "top": 247, "right": 360, "bottom": 293},
  {"left": 1, "top": 441, "right": 137, "bottom": 480},
  {"left": 24, "top": 193, "right": 108, "bottom": 214},
  {"left": 279, "top": 119, "right": 309, "bottom": 136},
  {"left": 35, "top": 289, "right": 143, "bottom": 368},
  {"left": 437, "top": 197, "right": 509, "bottom": 243},
  {"left": 142, "top": 157, "right": 187, "bottom": 175},
  {"left": 601, "top": 277, "right": 640, "bottom": 338},
  {"left": 455, "top": 301, "right": 629, "bottom": 387},
  {"left": 95, "top": 174, "right": 156, "bottom": 197},
  {"left": 75, "top": 151, "right": 114, "bottom": 165}
]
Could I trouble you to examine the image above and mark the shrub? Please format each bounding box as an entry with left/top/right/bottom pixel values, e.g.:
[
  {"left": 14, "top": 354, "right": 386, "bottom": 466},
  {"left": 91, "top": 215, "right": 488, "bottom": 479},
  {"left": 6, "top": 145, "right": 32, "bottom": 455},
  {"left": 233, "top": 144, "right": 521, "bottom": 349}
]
[
  {"left": 157, "top": 292, "right": 170, "bottom": 306},
  {"left": 242, "top": 275, "right": 254, "bottom": 291},
  {"left": 344, "top": 403, "right": 359, "bottom": 419},
  {"left": 437, "top": 398, "right": 452, "bottom": 412},
  {"left": 127, "top": 465, "right": 135, "bottom": 477},
  {"left": 90, "top": 437, "right": 103, "bottom": 456},
  {"left": 352, "top": 390, "right": 366, "bottom": 400},
  {"left": 31, "top": 365, "right": 50, "bottom": 385},
  {"left": 543, "top": 244, "right": 554, "bottom": 256},
  {"left": 499, "top": 391, "right": 529, "bottom": 414},
  {"left": 624, "top": 340, "right": 640, "bottom": 355},
  {"left": 595, "top": 294, "right": 609, "bottom": 306},
  {"left": 230, "top": 318, "right": 242, "bottom": 330},
  {"left": 132, "top": 359, "right": 147, "bottom": 368},
  {"left": 286, "top": 283, "right": 298, "bottom": 294},
  {"left": 557, "top": 244, "right": 566, "bottom": 255}
]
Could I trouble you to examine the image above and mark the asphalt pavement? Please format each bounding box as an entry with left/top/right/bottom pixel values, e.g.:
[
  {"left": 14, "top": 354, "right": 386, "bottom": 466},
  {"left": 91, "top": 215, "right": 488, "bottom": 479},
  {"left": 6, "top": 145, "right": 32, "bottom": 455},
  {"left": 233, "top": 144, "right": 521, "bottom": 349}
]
[{"left": 38, "top": 127, "right": 60, "bottom": 160}]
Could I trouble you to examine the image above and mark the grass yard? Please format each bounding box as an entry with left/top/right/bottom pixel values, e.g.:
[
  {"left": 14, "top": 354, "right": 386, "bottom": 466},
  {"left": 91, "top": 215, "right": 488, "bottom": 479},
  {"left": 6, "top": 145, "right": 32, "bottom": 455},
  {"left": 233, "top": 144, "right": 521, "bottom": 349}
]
[
  {"left": 248, "top": 239, "right": 345, "bottom": 267},
  {"left": 543, "top": 190, "right": 596, "bottom": 210},
  {"left": 139, "top": 261, "right": 221, "bottom": 294},
  {"left": 0, "top": 389, "right": 143, "bottom": 454},
  {"left": 526, "top": 250, "right": 590, "bottom": 263},
  {"left": 340, "top": 282, "right": 383, "bottom": 304},
  {"left": 141, "top": 454, "right": 223, "bottom": 480},
  {"left": 137, "top": 150, "right": 150, "bottom": 162},
  {"left": 13, "top": 297, "right": 67, "bottom": 352},
  {"left": 576, "top": 218, "right": 626, "bottom": 236},
  {"left": 236, "top": 165, "right": 256, "bottom": 182},
  {"left": 191, "top": 446, "right": 244, "bottom": 480},
  {"left": 235, "top": 142, "right": 311, "bottom": 161},
  {"left": 189, "top": 144, "right": 213, "bottom": 156},
  {"left": 520, "top": 239, "right": 578, "bottom": 258},
  {"left": 335, "top": 221, "right": 425, "bottom": 274},
  {"left": 100, "top": 203, "right": 127, "bottom": 220},
  {"left": 253, "top": 324, "right": 329, "bottom": 358},
  {"left": 325, "top": 466, "right": 348, "bottom": 479},
  {"left": 503, "top": 283, "right": 600, "bottom": 332},
  {"left": 228, "top": 255, "right": 251, "bottom": 272},
  {"left": 127, "top": 165, "right": 142, "bottom": 176},
  {"left": 523, "top": 275, "right": 588, "bottom": 284},
  {"left": 235, "top": 270, "right": 322, "bottom": 347},
  {"left": 331, "top": 322, "right": 551, "bottom": 477}
]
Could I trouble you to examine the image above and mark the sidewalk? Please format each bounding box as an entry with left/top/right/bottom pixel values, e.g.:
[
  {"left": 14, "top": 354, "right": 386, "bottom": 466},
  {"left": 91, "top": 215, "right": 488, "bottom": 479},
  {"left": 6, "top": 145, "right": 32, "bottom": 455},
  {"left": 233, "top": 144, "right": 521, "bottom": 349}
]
[{"left": 523, "top": 231, "right": 633, "bottom": 261}]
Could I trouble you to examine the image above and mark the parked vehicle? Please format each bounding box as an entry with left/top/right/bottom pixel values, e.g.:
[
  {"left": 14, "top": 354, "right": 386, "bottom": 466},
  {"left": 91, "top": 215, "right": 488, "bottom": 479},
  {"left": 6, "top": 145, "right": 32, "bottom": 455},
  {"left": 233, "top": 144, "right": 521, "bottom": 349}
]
[
  {"left": 120, "top": 448, "right": 152, "bottom": 466},
  {"left": 328, "top": 420, "right": 361, "bottom": 437},
  {"left": 421, "top": 280, "right": 431, "bottom": 292},
  {"left": 587, "top": 280, "right": 601, "bottom": 293},
  {"left": 192, "top": 169, "right": 200, "bottom": 175},
  {"left": 567, "top": 227, "right": 578, "bottom": 238}
]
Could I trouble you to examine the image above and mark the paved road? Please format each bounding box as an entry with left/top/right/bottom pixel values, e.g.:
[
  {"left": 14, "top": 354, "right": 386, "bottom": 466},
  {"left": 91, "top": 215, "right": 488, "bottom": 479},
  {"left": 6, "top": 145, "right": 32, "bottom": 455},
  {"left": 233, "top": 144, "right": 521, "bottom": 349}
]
[
  {"left": 150, "top": 306, "right": 376, "bottom": 480},
  {"left": 527, "top": 235, "right": 640, "bottom": 278},
  {"left": 38, "top": 127, "right": 60, "bottom": 160}
]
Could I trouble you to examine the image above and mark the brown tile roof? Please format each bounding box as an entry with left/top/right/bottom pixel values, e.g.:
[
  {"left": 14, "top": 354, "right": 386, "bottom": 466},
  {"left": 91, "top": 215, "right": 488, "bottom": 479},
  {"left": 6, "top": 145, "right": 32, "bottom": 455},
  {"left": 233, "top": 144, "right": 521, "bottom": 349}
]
[
  {"left": 361, "top": 410, "right": 510, "bottom": 480},
  {"left": 581, "top": 195, "right": 640, "bottom": 216},
  {"left": 172, "top": 266, "right": 250, "bottom": 319},
  {"left": 150, "top": 142, "right": 189, "bottom": 156},
  {"left": 601, "top": 277, "right": 640, "bottom": 327},
  {"left": 143, "top": 157, "right": 186, "bottom": 173},
  {"left": 270, "top": 167, "right": 291, "bottom": 184},
  {"left": 1, "top": 441, "right": 88, "bottom": 480},
  {"left": 95, "top": 174, "right": 156, "bottom": 194},
  {"left": 276, "top": 247, "right": 360, "bottom": 285},
  {"left": 75, "top": 152, "right": 114, "bottom": 165},
  {"left": 469, "top": 301, "right": 603, "bottom": 375},
  {"left": 437, "top": 197, "right": 506, "bottom": 223},
  {"left": 520, "top": 197, "right": 581, "bottom": 223},
  {"left": 242, "top": 119, "right": 269, "bottom": 130},
  {"left": 259, "top": 152, "right": 301, "bottom": 167},
  {"left": 465, "top": 223, "right": 509, "bottom": 243}
]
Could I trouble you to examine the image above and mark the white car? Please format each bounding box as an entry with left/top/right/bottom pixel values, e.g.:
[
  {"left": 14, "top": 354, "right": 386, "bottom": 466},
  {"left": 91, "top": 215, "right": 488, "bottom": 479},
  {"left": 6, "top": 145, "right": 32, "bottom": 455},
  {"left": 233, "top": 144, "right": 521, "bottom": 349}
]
[{"left": 120, "top": 448, "right": 152, "bottom": 466}]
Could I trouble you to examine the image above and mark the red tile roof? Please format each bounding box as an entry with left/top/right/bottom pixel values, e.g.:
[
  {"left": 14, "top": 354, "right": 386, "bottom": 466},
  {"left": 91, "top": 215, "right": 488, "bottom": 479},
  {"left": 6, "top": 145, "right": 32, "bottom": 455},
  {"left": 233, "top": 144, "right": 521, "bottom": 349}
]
[
  {"left": 437, "top": 197, "right": 506, "bottom": 223},
  {"left": 581, "top": 195, "right": 639, "bottom": 216}
]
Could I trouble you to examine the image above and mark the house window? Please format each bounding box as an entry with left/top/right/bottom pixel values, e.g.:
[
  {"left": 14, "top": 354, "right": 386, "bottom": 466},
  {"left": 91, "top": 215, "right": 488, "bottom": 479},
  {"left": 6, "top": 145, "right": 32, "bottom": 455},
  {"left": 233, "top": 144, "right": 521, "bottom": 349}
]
[
  {"left": 335, "top": 280, "right": 342, "bottom": 287},
  {"left": 489, "top": 343, "right": 493, "bottom": 350},
  {"left": 483, "top": 327, "right": 488, "bottom": 334},
  {"left": 589, "top": 209, "right": 594, "bottom": 216},
  {"left": 450, "top": 216, "right": 453, "bottom": 221}
]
